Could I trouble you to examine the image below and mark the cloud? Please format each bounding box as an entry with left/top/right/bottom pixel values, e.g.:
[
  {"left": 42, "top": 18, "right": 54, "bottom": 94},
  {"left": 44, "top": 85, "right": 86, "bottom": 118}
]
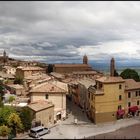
[{"left": 0, "top": 1, "right": 140, "bottom": 65}]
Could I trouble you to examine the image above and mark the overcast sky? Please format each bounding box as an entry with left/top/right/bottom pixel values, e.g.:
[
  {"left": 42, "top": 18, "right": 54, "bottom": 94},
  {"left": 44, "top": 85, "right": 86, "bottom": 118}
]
[{"left": 1, "top": 1, "right": 140, "bottom": 64}]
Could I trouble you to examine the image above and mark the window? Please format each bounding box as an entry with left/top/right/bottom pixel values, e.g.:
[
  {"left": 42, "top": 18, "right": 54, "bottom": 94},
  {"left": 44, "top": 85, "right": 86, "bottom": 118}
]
[
  {"left": 136, "top": 91, "right": 138, "bottom": 97},
  {"left": 128, "top": 92, "right": 131, "bottom": 98},
  {"left": 88, "top": 92, "right": 90, "bottom": 99},
  {"left": 137, "top": 100, "right": 139, "bottom": 105},
  {"left": 92, "top": 94, "right": 93, "bottom": 100},
  {"left": 119, "top": 84, "right": 122, "bottom": 89},
  {"left": 119, "top": 95, "right": 122, "bottom": 101},
  {"left": 128, "top": 102, "right": 131, "bottom": 107},
  {"left": 118, "top": 105, "right": 122, "bottom": 110},
  {"left": 45, "top": 94, "right": 48, "bottom": 99}
]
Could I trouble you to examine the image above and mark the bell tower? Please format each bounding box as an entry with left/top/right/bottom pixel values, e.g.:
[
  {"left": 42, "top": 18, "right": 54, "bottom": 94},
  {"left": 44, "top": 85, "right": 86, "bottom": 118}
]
[
  {"left": 110, "top": 57, "right": 115, "bottom": 76},
  {"left": 83, "top": 54, "right": 88, "bottom": 64},
  {"left": 3, "top": 50, "right": 8, "bottom": 64}
]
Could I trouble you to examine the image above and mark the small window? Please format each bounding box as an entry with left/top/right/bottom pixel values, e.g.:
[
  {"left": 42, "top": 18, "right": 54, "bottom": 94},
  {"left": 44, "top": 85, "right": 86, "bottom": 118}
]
[
  {"left": 119, "top": 95, "right": 122, "bottom": 101},
  {"left": 45, "top": 94, "right": 48, "bottom": 99},
  {"left": 128, "top": 102, "right": 131, "bottom": 107},
  {"left": 118, "top": 105, "right": 122, "bottom": 110},
  {"left": 119, "top": 84, "right": 122, "bottom": 89},
  {"left": 136, "top": 91, "right": 138, "bottom": 97},
  {"left": 88, "top": 92, "right": 90, "bottom": 99},
  {"left": 92, "top": 94, "right": 93, "bottom": 100},
  {"left": 137, "top": 100, "right": 139, "bottom": 105},
  {"left": 128, "top": 92, "right": 131, "bottom": 98}
]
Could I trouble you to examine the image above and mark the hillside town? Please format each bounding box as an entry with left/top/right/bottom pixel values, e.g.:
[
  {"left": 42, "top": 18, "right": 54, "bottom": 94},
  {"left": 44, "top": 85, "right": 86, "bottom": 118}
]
[{"left": 0, "top": 50, "right": 140, "bottom": 139}]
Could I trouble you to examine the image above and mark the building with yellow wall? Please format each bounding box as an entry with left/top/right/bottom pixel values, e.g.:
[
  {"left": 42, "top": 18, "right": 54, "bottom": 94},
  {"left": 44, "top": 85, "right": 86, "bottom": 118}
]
[
  {"left": 88, "top": 76, "right": 126, "bottom": 124},
  {"left": 125, "top": 79, "right": 140, "bottom": 114}
]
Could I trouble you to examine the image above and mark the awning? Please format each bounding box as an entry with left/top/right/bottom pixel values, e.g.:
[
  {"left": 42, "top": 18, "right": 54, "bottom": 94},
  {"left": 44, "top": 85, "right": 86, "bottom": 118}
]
[
  {"left": 117, "top": 109, "right": 125, "bottom": 116},
  {"left": 129, "top": 106, "right": 139, "bottom": 112}
]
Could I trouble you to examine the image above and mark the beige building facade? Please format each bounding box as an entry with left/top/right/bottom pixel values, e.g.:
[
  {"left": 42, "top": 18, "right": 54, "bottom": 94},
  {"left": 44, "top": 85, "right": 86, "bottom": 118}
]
[
  {"left": 28, "top": 101, "right": 54, "bottom": 127},
  {"left": 28, "top": 82, "right": 67, "bottom": 121},
  {"left": 16, "top": 66, "right": 46, "bottom": 79}
]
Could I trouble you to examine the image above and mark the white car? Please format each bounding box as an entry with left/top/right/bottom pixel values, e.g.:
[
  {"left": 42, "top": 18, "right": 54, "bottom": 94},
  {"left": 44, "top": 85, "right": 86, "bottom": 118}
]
[{"left": 29, "top": 126, "right": 50, "bottom": 138}]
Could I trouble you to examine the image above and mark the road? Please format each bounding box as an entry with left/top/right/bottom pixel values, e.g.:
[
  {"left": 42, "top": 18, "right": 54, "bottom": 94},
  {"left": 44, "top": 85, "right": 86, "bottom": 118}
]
[
  {"left": 88, "top": 123, "right": 140, "bottom": 139},
  {"left": 18, "top": 97, "right": 140, "bottom": 139}
]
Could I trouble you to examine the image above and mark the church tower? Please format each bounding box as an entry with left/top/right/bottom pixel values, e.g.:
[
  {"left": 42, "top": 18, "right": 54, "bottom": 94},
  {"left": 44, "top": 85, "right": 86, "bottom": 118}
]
[
  {"left": 110, "top": 57, "right": 115, "bottom": 76},
  {"left": 3, "top": 50, "right": 7, "bottom": 63},
  {"left": 83, "top": 54, "right": 88, "bottom": 64}
]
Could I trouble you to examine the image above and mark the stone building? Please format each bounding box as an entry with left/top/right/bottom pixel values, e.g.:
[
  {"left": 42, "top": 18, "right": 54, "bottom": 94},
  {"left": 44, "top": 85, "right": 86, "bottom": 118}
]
[
  {"left": 28, "top": 101, "right": 54, "bottom": 127},
  {"left": 48, "top": 55, "right": 93, "bottom": 74},
  {"left": 2, "top": 66, "right": 16, "bottom": 75},
  {"left": 5, "top": 84, "right": 25, "bottom": 96},
  {"left": 16, "top": 66, "right": 46, "bottom": 79},
  {"left": 28, "top": 82, "right": 67, "bottom": 121}
]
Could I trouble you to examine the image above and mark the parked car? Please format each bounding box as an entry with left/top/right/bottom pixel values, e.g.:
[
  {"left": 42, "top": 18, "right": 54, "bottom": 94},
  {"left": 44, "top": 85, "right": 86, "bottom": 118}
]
[{"left": 29, "top": 126, "right": 50, "bottom": 138}]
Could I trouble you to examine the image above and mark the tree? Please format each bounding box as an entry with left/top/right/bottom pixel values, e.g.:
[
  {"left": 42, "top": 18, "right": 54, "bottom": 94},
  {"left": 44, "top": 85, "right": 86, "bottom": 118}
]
[
  {"left": 0, "top": 97, "right": 3, "bottom": 108},
  {"left": 0, "top": 106, "right": 16, "bottom": 126},
  {"left": 14, "top": 76, "right": 23, "bottom": 85},
  {"left": 114, "top": 69, "right": 119, "bottom": 77},
  {"left": 8, "top": 96, "right": 15, "bottom": 103},
  {"left": 0, "top": 125, "right": 10, "bottom": 137},
  {"left": 48, "top": 64, "right": 53, "bottom": 73},
  {"left": 7, "top": 113, "right": 23, "bottom": 137},
  {"left": 120, "top": 68, "right": 140, "bottom": 81},
  {"left": 19, "top": 107, "right": 33, "bottom": 131}
]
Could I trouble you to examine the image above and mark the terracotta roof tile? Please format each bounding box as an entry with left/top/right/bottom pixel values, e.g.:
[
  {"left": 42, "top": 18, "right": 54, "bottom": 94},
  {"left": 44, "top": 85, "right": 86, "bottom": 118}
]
[
  {"left": 96, "top": 76, "right": 125, "bottom": 83},
  {"left": 29, "top": 82, "right": 66, "bottom": 93},
  {"left": 125, "top": 79, "right": 140, "bottom": 90},
  {"left": 54, "top": 64, "right": 91, "bottom": 67},
  {"left": 17, "top": 66, "right": 45, "bottom": 71},
  {"left": 28, "top": 101, "right": 54, "bottom": 112}
]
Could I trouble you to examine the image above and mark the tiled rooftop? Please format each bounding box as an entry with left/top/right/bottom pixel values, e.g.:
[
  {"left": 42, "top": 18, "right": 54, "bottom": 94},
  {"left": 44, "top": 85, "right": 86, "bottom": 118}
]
[
  {"left": 125, "top": 79, "right": 140, "bottom": 90},
  {"left": 78, "top": 78, "right": 95, "bottom": 88},
  {"left": 96, "top": 76, "right": 125, "bottom": 83},
  {"left": 7, "top": 84, "right": 24, "bottom": 89},
  {"left": 29, "top": 82, "right": 67, "bottom": 93},
  {"left": 28, "top": 101, "right": 54, "bottom": 112},
  {"left": 54, "top": 64, "right": 91, "bottom": 67},
  {"left": 17, "top": 66, "right": 45, "bottom": 71},
  {"left": 72, "top": 71, "right": 98, "bottom": 74}
]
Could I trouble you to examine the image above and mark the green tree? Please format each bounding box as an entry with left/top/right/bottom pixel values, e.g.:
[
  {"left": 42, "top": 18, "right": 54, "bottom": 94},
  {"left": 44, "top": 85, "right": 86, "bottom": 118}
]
[
  {"left": 0, "top": 125, "right": 10, "bottom": 137},
  {"left": 0, "top": 85, "right": 4, "bottom": 98},
  {"left": 0, "top": 97, "right": 3, "bottom": 108},
  {"left": 120, "top": 68, "right": 140, "bottom": 81},
  {"left": 19, "top": 107, "right": 33, "bottom": 131},
  {"left": 7, "top": 113, "right": 23, "bottom": 137},
  {"left": 114, "top": 69, "right": 119, "bottom": 77},
  {"left": 0, "top": 106, "right": 16, "bottom": 125},
  {"left": 8, "top": 96, "right": 15, "bottom": 103},
  {"left": 14, "top": 76, "right": 23, "bottom": 85}
]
